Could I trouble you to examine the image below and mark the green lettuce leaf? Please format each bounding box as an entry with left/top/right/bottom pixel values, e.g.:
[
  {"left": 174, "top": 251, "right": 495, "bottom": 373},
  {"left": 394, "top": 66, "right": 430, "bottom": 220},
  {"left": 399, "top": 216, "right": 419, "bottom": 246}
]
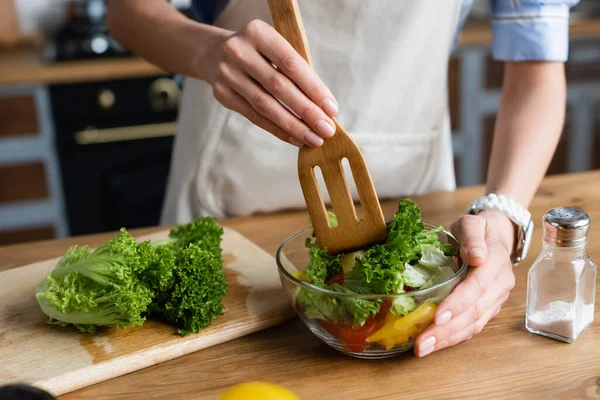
[
  {"left": 401, "top": 263, "right": 438, "bottom": 288},
  {"left": 168, "top": 216, "right": 223, "bottom": 256},
  {"left": 343, "top": 248, "right": 404, "bottom": 294},
  {"left": 296, "top": 283, "right": 380, "bottom": 326},
  {"left": 35, "top": 229, "right": 154, "bottom": 333},
  {"left": 36, "top": 217, "right": 228, "bottom": 336},
  {"left": 419, "top": 244, "right": 453, "bottom": 268},
  {"left": 305, "top": 238, "right": 342, "bottom": 286},
  {"left": 150, "top": 243, "right": 228, "bottom": 336},
  {"left": 422, "top": 266, "right": 456, "bottom": 289},
  {"left": 389, "top": 296, "right": 416, "bottom": 316}
]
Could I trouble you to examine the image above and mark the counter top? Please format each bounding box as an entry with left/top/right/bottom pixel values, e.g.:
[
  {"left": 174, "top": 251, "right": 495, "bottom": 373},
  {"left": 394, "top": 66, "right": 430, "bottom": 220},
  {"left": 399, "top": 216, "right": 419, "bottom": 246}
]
[
  {"left": 0, "top": 49, "right": 165, "bottom": 86},
  {"left": 1, "top": 17, "right": 600, "bottom": 87},
  {"left": 1, "top": 170, "right": 599, "bottom": 399},
  {"left": 458, "top": 16, "right": 600, "bottom": 47}
]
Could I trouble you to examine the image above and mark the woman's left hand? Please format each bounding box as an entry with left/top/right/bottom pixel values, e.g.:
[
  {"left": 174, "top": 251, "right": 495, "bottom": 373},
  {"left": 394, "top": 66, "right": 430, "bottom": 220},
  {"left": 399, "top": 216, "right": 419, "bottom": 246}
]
[{"left": 414, "top": 210, "right": 517, "bottom": 358}]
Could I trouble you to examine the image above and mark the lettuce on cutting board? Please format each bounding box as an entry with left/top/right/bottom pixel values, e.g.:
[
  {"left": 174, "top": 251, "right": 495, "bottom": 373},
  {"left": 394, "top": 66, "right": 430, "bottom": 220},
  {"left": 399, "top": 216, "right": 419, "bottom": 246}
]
[{"left": 35, "top": 217, "right": 228, "bottom": 336}]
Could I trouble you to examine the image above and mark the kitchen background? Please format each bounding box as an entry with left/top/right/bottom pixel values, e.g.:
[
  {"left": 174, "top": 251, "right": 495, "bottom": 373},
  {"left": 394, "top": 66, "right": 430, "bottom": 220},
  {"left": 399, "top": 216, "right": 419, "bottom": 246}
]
[{"left": 0, "top": 0, "right": 599, "bottom": 246}]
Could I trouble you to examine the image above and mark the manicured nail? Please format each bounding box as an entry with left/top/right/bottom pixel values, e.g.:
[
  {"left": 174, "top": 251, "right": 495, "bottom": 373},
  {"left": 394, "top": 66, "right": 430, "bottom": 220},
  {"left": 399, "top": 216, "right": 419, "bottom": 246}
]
[
  {"left": 417, "top": 337, "right": 436, "bottom": 357},
  {"left": 321, "top": 98, "right": 338, "bottom": 117},
  {"left": 469, "top": 248, "right": 486, "bottom": 259},
  {"left": 315, "top": 120, "right": 335, "bottom": 138},
  {"left": 436, "top": 311, "right": 452, "bottom": 326},
  {"left": 303, "top": 131, "right": 324, "bottom": 147},
  {"left": 289, "top": 136, "right": 304, "bottom": 147}
]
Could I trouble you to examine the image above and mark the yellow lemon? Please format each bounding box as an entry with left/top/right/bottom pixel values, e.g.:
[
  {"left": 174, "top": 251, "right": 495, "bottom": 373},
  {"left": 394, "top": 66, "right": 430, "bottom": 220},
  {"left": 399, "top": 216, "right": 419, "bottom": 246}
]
[{"left": 219, "top": 381, "right": 300, "bottom": 400}]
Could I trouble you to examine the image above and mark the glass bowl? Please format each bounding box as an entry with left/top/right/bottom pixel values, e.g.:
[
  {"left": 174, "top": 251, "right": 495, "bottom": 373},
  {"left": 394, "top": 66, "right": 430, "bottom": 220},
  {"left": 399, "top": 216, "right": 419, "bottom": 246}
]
[{"left": 276, "top": 225, "right": 469, "bottom": 359}]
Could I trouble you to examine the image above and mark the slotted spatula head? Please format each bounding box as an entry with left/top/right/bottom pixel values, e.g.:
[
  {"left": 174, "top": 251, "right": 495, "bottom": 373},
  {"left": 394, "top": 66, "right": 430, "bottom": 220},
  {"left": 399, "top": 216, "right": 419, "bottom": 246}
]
[{"left": 267, "top": 0, "right": 388, "bottom": 255}]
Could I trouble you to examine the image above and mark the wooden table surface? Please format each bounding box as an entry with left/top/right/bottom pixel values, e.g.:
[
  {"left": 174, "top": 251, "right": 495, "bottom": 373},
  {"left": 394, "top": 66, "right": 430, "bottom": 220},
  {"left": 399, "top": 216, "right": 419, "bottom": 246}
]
[{"left": 1, "top": 171, "right": 600, "bottom": 399}]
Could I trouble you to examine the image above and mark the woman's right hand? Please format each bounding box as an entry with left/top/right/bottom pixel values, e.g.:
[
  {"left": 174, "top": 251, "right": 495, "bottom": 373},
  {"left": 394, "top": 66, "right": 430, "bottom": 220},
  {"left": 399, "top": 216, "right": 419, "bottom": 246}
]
[{"left": 204, "top": 19, "right": 338, "bottom": 148}]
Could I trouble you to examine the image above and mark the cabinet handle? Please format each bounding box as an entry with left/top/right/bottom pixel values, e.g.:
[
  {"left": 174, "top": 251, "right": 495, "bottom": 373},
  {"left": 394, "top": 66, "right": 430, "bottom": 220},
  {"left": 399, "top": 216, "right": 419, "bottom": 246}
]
[{"left": 75, "top": 122, "right": 177, "bottom": 145}]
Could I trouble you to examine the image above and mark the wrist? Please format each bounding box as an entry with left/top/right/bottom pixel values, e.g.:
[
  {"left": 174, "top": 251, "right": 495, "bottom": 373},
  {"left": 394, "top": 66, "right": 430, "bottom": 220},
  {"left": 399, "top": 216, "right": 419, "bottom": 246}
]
[
  {"left": 478, "top": 210, "right": 517, "bottom": 253},
  {"left": 191, "top": 25, "right": 232, "bottom": 83}
]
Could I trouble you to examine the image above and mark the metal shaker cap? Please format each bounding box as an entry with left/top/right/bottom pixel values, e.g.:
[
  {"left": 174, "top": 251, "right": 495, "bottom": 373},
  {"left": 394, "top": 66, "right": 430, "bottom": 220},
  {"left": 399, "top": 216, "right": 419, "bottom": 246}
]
[{"left": 542, "top": 207, "right": 590, "bottom": 247}]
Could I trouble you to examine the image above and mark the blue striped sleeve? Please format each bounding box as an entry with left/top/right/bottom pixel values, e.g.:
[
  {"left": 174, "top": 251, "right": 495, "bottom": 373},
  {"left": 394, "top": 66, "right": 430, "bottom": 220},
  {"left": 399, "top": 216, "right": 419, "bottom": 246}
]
[{"left": 490, "top": 0, "right": 581, "bottom": 62}]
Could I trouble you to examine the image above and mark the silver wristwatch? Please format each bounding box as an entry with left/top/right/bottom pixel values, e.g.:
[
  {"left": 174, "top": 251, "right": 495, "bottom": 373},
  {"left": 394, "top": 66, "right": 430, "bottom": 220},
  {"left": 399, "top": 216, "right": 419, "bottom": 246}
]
[{"left": 467, "top": 194, "right": 534, "bottom": 266}]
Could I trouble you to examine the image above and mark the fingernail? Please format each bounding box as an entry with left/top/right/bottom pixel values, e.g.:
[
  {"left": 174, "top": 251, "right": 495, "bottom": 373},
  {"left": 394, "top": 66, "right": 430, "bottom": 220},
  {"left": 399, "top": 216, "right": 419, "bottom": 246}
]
[
  {"left": 315, "top": 120, "right": 335, "bottom": 138},
  {"left": 469, "top": 248, "right": 486, "bottom": 259},
  {"left": 289, "top": 136, "right": 304, "bottom": 147},
  {"left": 303, "top": 131, "right": 324, "bottom": 147},
  {"left": 435, "top": 311, "right": 452, "bottom": 326},
  {"left": 322, "top": 98, "right": 338, "bottom": 117},
  {"left": 417, "top": 337, "right": 436, "bottom": 357}
]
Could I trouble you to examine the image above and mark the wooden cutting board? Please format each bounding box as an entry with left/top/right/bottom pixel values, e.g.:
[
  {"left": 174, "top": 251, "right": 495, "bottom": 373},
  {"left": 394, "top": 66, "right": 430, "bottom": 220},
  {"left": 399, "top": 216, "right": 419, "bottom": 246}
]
[{"left": 0, "top": 227, "right": 296, "bottom": 396}]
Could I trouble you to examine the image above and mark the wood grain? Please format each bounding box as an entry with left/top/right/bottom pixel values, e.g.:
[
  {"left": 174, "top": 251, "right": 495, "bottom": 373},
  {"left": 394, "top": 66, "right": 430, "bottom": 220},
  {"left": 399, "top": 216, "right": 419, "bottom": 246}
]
[
  {"left": 268, "top": 0, "right": 387, "bottom": 255},
  {"left": 0, "top": 227, "right": 295, "bottom": 397},
  {"left": 458, "top": 17, "right": 600, "bottom": 47},
  {"left": 0, "top": 48, "right": 165, "bottom": 86},
  {"left": 2, "top": 171, "right": 584, "bottom": 399},
  {"left": 0, "top": 95, "right": 38, "bottom": 137},
  {"left": 0, "top": 162, "right": 48, "bottom": 204},
  {"left": 0, "top": 225, "right": 55, "bottom": 246},
  {"left": 0, "top": 0, "right": 22, "bottom": 48}
]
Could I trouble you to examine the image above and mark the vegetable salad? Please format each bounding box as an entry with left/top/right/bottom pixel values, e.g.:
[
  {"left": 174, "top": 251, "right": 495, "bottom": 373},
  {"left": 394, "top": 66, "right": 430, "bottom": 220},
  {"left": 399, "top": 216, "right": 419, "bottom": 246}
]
[{"left": 295, "top": 199, "right": 459, "bottom": 352}]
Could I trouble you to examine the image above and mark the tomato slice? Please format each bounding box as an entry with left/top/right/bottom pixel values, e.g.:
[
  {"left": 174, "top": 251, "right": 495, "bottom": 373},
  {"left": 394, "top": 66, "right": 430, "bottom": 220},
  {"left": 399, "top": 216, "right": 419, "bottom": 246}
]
[
  {"left": 319, "top": 319, "right": 339, "bottom": 337},
  {"left": 376, "top": 300, "right": 393, "bottom": 321},
  {"left": 325, "top": 273, "right": 344, "bottom": 286},
  {"left": 337, "top": 318, "right": 379, "bottom": 353}
]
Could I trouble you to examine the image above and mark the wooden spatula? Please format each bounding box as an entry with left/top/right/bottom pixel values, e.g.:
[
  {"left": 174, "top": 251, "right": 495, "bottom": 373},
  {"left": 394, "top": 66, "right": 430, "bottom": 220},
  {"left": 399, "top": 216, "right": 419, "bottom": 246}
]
[{"left": 267, "top": 0, "right": 388, "bottom": 255}]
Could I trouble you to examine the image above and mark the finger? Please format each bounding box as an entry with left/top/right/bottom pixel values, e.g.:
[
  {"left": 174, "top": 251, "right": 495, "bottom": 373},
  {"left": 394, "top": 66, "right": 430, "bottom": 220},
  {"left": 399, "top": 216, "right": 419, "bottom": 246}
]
[
  {"left": 432, "top": 244, "right": 511, "bottom": 327},
  {"left": 433, "top": 292, "right": 509, "bottom": 352},
  {"left": 451, "top": 215, "right": 488, "bottom": 266},
  {"left": 246, "top": 21, "right": 339, "bottom": 117},
  {"left": 219, "top": 64, "right": 323, "bottom": 147},
  {"left": 415, "top": 293, "right": 508, "bottom": 358},
  {"left": 492, "top": 305, "right": 502, "bottom": 318},
  {"left": 238, "top": 49, "right": 336, "bottom": 139},
  {"left": 415, "top": 268, "right": 511, "bottom": 353},
  {"left": 212, "top": 81, "right": 303, "bottom": 147},
  {"left": 417, "top": 274, "right": 511, "bottom": 353}
]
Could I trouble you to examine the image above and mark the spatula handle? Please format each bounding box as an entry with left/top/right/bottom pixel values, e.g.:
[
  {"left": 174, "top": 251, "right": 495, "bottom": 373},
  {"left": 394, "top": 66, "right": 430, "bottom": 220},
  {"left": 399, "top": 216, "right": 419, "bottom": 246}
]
[{"left": 267, "top": 0, "right": 313, "bottom": 66}]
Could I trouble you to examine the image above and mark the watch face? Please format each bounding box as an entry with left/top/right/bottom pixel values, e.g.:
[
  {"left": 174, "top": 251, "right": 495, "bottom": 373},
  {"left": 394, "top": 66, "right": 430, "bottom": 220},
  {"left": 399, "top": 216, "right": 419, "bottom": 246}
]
[{"left": 521, "top": 221, "right": 534, "bottom": 261}]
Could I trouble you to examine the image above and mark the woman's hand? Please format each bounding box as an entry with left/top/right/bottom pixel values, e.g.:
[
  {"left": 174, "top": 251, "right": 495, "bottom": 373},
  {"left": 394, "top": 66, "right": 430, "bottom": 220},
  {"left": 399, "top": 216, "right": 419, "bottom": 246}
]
[
  {"left": 414, "top": 211, "right": 517, "bottom": 357},
  {"left": 204, "top": 19, "right": 338, "bottom": 148}
]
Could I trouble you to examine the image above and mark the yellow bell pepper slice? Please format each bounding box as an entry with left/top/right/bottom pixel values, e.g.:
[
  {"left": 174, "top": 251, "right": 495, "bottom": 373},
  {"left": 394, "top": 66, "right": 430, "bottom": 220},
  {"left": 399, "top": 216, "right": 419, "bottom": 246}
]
[
  {"left": 394, "top": 301, "right": 438, "bottom": 333},
  {"left": 365, "top": 315, "right": 402, "bottom": 343},
  {"left": 382, "top": 338, "right": 396, "bottom": 351},
  {"left": 290, "top": 270, "right": 309, "bottom": 282},
  {"left": 366, "top": 301, "right": 438, "bottom": 344}
]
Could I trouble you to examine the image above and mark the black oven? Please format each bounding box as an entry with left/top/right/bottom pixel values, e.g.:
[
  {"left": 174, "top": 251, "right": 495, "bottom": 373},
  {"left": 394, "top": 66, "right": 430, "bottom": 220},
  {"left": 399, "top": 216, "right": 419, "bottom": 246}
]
[{"left": 51, "top": 75, "right": 181, "bottom": 236}]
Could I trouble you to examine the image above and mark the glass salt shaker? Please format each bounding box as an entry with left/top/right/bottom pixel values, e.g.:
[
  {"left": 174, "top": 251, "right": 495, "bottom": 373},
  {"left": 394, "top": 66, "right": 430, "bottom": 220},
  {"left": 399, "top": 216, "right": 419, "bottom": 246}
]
[{"left": 526, "top": 207, "right": 596, "bottom": 343}]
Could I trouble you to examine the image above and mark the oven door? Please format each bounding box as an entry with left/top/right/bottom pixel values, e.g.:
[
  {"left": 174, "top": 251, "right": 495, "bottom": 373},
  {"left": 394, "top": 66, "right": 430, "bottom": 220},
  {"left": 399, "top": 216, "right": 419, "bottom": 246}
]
[
  {"left": 51, "top": 76, "right": 180, "bottom": 236},
  {"left": 59, "top": 123, "right": 176, "bottom": 236}
]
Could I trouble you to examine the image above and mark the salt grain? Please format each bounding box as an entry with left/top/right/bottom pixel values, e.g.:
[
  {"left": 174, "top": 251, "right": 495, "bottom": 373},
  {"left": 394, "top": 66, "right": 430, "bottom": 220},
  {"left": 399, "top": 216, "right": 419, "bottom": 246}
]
[{"left": 527, "top": 301, "right": 595, "bottom": 341}]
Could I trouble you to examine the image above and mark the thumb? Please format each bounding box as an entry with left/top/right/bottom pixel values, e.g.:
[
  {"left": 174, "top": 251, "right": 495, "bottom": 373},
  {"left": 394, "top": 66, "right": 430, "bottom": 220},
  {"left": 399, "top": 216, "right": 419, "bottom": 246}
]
[{"left": 451, "top": 215, "right": 488, "bottom": 267}]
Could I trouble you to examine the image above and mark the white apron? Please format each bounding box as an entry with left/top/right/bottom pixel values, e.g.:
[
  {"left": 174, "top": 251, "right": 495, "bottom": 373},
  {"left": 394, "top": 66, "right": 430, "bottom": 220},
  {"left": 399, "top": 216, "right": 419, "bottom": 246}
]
[{"left": 161, "top": 0, "right": 462, "bottom": 223}]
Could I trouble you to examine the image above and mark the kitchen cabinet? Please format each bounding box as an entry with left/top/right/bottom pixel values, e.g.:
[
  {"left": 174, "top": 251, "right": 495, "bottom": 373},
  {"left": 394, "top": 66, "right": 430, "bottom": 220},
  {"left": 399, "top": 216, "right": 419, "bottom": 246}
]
[
  {"left": 0, "top": 85, "right": 66, "bottom": 245},
  {"left": 450, "top": 35, "right": 600, "bottom": 187},
  {"left": 0, "top": 47, "right": 170, "bottom": 245}
]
